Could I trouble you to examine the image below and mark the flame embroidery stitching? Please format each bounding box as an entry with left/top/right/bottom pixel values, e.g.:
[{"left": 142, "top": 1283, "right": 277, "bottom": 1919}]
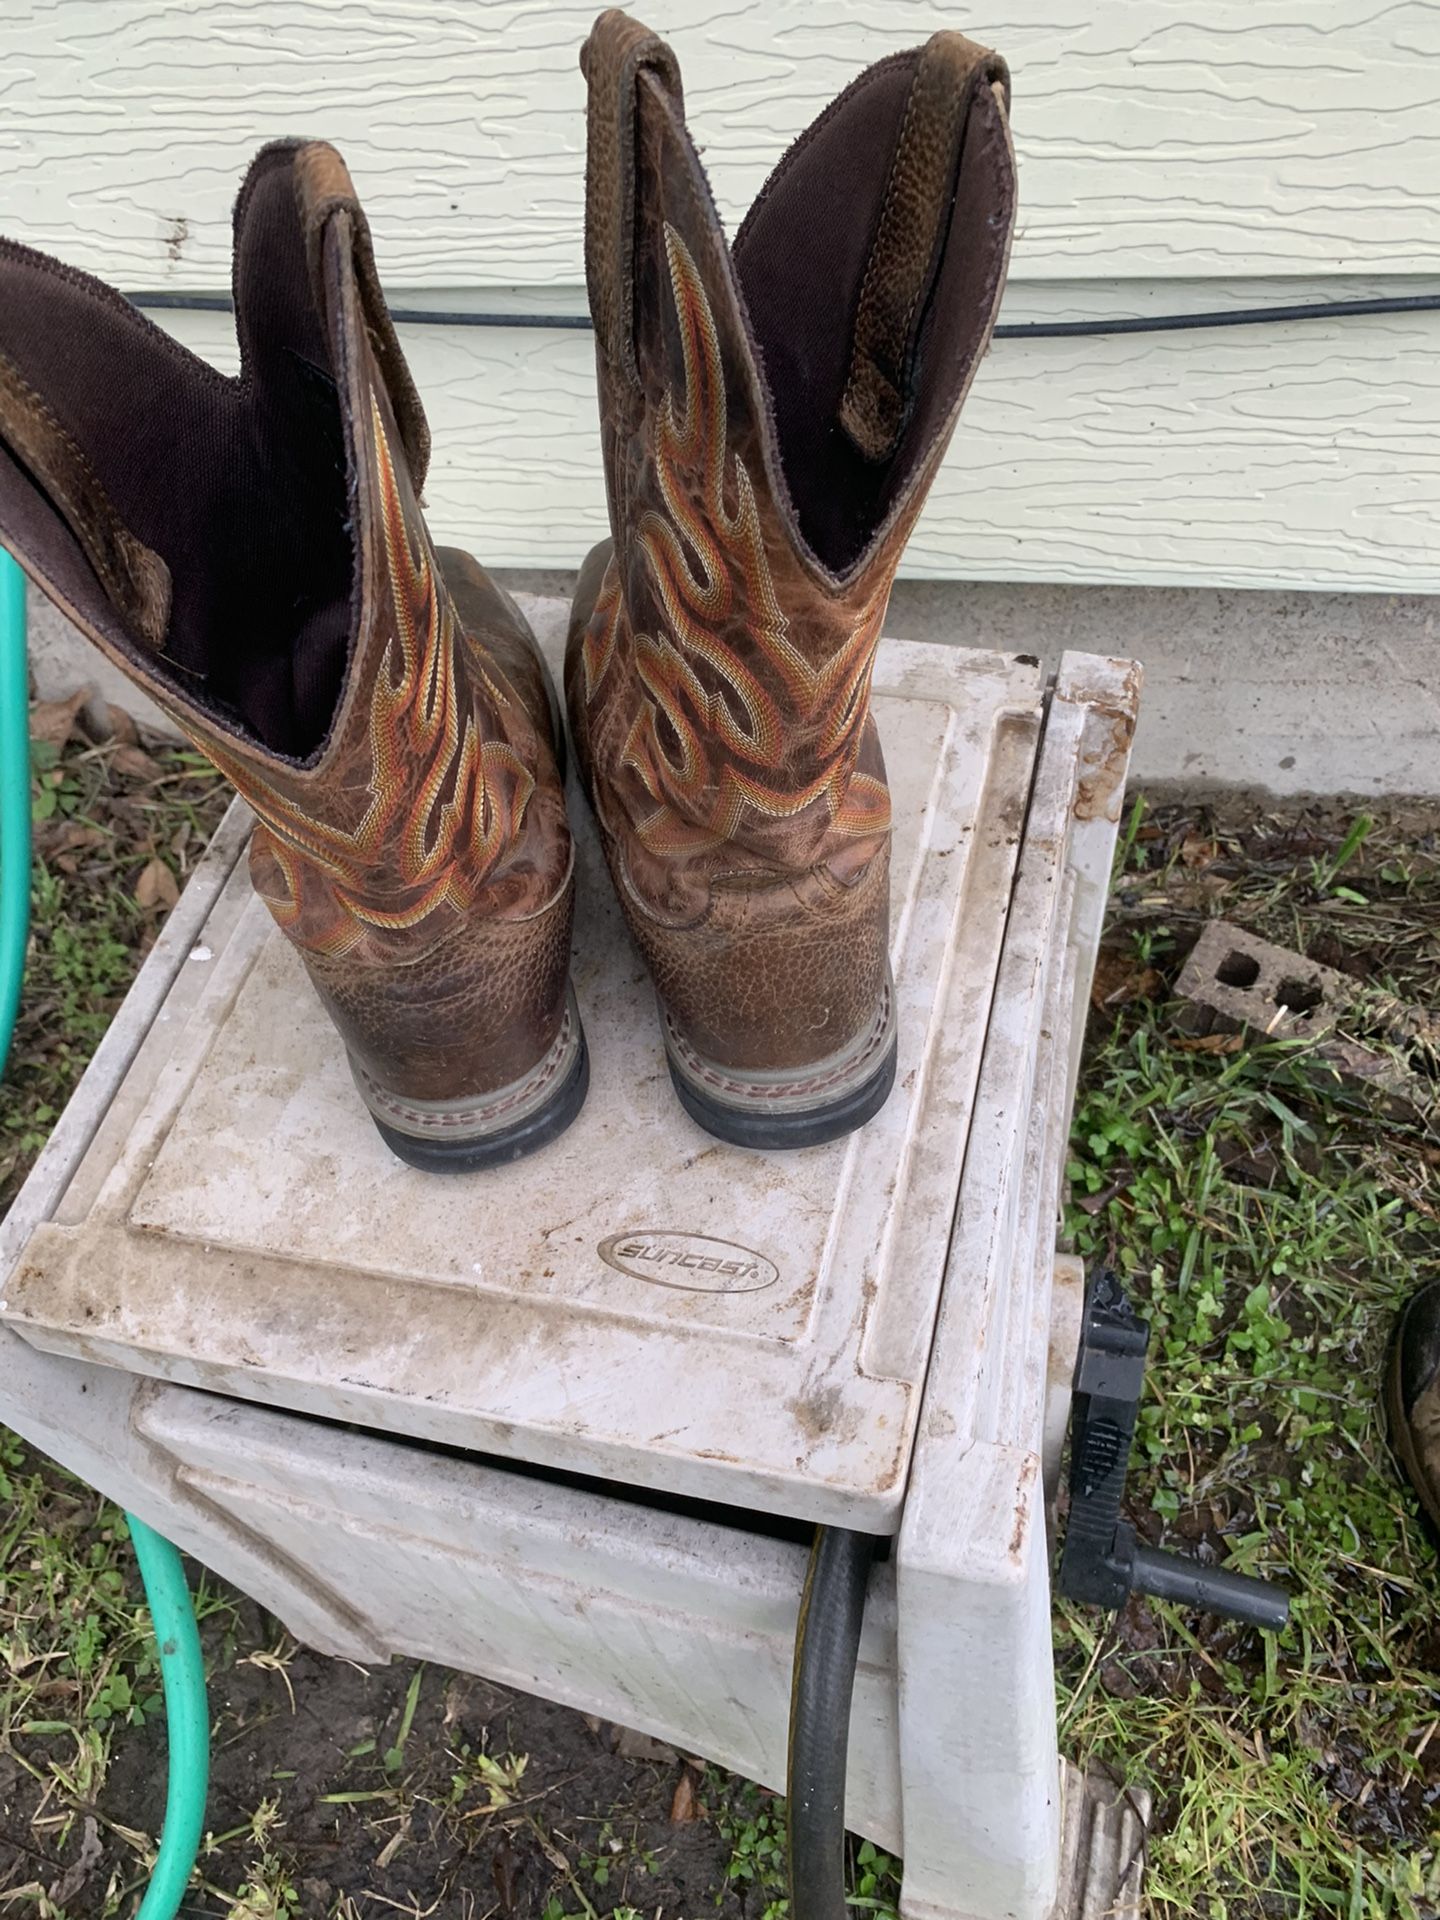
[
  {"left": 209, "top": 397, "right": 535, "bottom": 956},
  {"left": 581, "top": 224, "right": 891, "bottom": 859}
]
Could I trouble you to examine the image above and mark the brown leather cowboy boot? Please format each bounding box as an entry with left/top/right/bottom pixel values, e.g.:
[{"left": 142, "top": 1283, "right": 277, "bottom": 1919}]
[
  {"left": 1387, "top": 1280, "right": 1440, "bottom": 1534},
  {"left": 567, "top": 10, "right": 1016, "bottom": 1148},
  {"left": 0, "top": 141, "right": 586, "bottom": 1171}
]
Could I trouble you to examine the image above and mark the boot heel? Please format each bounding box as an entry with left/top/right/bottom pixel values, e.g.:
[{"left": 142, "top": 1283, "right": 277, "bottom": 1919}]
[
  {"left": 662, "top": 978, "right": 896, "bottom": 1151},
  {"left": 359, "top": 988, "right": 589, "bottom": 1172}
]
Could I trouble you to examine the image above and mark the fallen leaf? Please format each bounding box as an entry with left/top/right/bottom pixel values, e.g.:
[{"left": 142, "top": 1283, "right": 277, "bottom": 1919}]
[
  {"left": 613, "top": 1724, "right": 679, "bottom": 1763},
  {"left": 491, "top": 1837, "right": 518, "bottom": 1916},
  {"left": 63, "top": 824, "right": 105, "bottom": 850},
  {"left": 1089, "top": 948, "right": 1135, "bottom": 1008},
  {"left": 1090, "top": 949, "right": 1164, "bottom": 1010},
  {"left": 29, "top": 690, "right": 89, "bottom": 750},
  {"left": 96, "top": 700, "right": 140, "bottom": 744},
  {"left": 134, "top": 858, "right": 180, "bottom": 911},
  {"left": 110, "top": 744, "right": 163, "bottom": 780},
  {"left": 670, "top": 1768, "right": 700, "bottom": 1824},
  {"left": 1179, "top": 831, "right": 1219, "bottom": 869},
  {"left": 1075, "top": 1177, "right": 1131, "bottom": 1215},
  {"left": 48, "top": 1814, "right": 102, "bottom": 1909},
  {"left": 34, "top": 822, "right": 104, "bottom": 859}
]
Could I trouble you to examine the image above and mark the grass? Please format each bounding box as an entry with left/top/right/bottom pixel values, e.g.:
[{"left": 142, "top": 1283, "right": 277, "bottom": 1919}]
[
  {"left": 0, "top": 1417, "right": 243, "bottom": 1913},
  {"left": 1, "top": 710, "right": 1437, "bottom": 1915},
  {"left": 0, "top": 713, "right": 229, "bottom": 1213},
  {"left": 1059, "top": 798, "right": 1440, "bottom": 1919}
]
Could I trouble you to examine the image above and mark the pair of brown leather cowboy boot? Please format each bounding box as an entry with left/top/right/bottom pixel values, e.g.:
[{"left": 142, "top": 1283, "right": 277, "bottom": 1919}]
[{"left": 0, "top": 11, "right": 1016, "bottom": 1171}]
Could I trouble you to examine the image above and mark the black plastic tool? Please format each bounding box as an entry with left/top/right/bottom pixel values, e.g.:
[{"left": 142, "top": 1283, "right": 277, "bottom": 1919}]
[{"left": 1058, "top": 1270, "right": 1290, "bottom": 1631}]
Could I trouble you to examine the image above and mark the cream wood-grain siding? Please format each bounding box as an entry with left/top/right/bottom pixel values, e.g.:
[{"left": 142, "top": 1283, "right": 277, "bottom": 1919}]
[
  {"left": 3, "top": 0, "right": 1439, "bottom": 587},
  {"left": 148, "top": 290, "right": 1440, "bottom": 591},
  {"left": 8, "top": 0, "right": 1440, "bottom": 287}
]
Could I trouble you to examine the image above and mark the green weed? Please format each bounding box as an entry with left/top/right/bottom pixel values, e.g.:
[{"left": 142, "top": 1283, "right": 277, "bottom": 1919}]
[{"left": 1060, "top": 801, "right": 1440, "bottom": 1918}]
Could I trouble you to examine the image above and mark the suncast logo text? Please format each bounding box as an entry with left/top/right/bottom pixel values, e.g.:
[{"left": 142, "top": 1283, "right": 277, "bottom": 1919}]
[{"left": 597, "top": 1230, "right": 779, "bottom": 1294}]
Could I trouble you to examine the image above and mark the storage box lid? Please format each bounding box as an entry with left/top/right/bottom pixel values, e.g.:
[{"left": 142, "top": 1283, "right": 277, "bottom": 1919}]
[{"left": 4, "top": 635, "right": 1053, "bottom": 1529}]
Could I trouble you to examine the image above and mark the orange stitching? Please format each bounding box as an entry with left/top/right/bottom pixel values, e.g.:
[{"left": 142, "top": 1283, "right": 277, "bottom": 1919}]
[
  {"left": 587, "top": 225, "right": 892, "bottom": 859},
  {"left": 210, "top": 395, "right": 534, "bottom": 950}
]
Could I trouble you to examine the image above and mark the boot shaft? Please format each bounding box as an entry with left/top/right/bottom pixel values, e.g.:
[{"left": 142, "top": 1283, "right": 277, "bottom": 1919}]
[
  {"left": 0, "top": 141, "right": 567, "bottom": 949},
  {"left": 0, "top": 142, "right": 417, "bottom": 754},
  {"left": 576, "top": 9, "right": 1016, "bottom": 876}
]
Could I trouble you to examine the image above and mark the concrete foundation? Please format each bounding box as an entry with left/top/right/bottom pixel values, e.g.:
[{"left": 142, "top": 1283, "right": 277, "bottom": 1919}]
[
  {"left": 24, "top": 576, "right": 1440, "bottom": 801},
  {"left": 879, "top": 579, "right": 1440, "bottom": 803}
]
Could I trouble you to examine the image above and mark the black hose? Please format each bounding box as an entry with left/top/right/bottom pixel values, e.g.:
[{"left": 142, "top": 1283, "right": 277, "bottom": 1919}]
[{"left": 787, "top": 1526, "right": 877, "bottom": 1919}]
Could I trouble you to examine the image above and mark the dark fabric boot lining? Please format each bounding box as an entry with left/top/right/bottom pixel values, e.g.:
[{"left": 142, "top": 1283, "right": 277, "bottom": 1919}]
[
  {"left": 732, "top": 56, "right": 1010, "bottom": 576},
  {"left": 0, "top": 146, "right": 353, "bottom": 759}
]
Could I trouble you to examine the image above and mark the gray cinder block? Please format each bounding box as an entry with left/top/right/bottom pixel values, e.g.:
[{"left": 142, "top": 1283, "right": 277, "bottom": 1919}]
[{"left": 1175, "top": 920, "right": 1438, "bottom": 1115}]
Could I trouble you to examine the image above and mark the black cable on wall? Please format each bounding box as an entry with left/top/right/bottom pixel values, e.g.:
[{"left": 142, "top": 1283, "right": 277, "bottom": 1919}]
[{"left": 128, "top": 288, "right": 1440, "bottom": 340}]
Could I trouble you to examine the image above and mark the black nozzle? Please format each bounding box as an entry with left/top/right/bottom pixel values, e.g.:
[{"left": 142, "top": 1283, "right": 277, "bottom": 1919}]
[
  {"left": 1058, "top": 1271, "right": 1290, "bottom": 1632},
  {"left": 1130, "top": 1541, "right": 1290, "bottom": 1633}
]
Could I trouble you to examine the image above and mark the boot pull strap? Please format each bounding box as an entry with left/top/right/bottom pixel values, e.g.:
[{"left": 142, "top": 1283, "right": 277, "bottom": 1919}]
[
  {"left": 0, "top": 348, "right": 171, "bottom": 648},
  {"left": 580, "top": 8, "right": 683, "bottom": 392},
  {"left": 840, "top": 33, "right": 1010, "bottom": 463},
  {"left": 292, "top": 143, "right": 432, "bottom": 492}
]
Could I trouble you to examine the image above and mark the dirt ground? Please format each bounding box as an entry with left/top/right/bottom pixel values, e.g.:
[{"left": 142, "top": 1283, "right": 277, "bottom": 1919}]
[
  {"left": 4, "top": 1543, "right": 773, "bottom": 1917},
  {"left": 119, "top": 1604, "right": 750, "bottom": 1917}
]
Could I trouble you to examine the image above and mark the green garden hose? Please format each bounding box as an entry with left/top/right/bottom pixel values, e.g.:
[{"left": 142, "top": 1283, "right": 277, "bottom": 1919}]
[
  {"left": 0, "top": 549, "right": 210, "bottom": 1919},
  {"left": 127, "top": 1516, "right": 210, "bottom": 1920},
  {"left": 0, "top": 551, "right": 27, "bottom": 1072}
]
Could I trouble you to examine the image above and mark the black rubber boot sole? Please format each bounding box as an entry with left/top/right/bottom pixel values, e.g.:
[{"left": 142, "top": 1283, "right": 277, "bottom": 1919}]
[
  {"left": 1384, "top": 1314, "right": 1440, "bottom": 1544},
  {"left": 374, "top": 1026, "right": 590, "bottom": 1173},
  {"left": 668, "top": 1033, "right": 897, "bottom": 1152}
]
